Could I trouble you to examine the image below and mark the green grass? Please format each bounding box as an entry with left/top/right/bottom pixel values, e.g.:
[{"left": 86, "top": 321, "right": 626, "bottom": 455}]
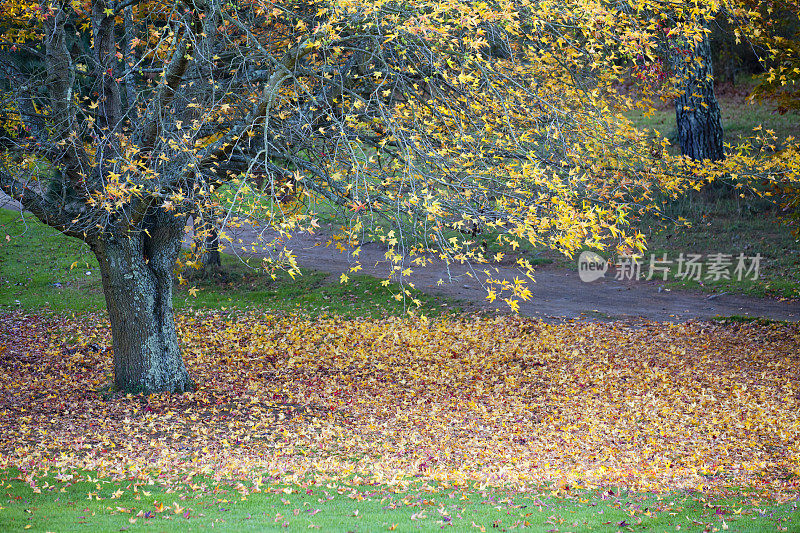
[
  {"left": 626, "top": 79, "right": 800, "bottom": 151},
  {"left": 0, "top": 208, "right": 468, "bottom": 318},
  {"left": 183, "top": 258, "right": 469, "bottom": 318},
  {"left": 0, "top": 210, "right": 105, "bottom": 311},
  {"left": 711, "top": 314, "right": 789, "bottom": 325},
  {"left": 637, "top": 199, "right": 800, "bottom": 298},
  {"left": 1, "top": 469, "right": 797, "bottom": 532}
]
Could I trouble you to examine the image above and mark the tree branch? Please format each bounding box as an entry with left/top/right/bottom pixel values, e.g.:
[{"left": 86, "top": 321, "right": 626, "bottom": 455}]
[{"left": 138, "top": 32, "right": 192, "bottom": 150}]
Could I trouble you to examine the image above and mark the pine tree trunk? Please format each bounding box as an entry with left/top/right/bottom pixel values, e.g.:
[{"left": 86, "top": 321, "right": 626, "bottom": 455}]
[
  {"left": 673, "top": 30, "right": 725, "bottom": 162},
  {"left": 91, "top": 221, "right": 193, "bottom": 393}
]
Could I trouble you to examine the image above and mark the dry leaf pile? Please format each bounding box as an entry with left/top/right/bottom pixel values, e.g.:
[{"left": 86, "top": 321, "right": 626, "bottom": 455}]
[{"left": 0, "top": 312, "right": 798, "bottom": 496}]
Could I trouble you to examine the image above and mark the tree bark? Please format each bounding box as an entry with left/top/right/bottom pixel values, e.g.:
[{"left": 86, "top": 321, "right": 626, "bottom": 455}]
[
  {"left": 91, "top": 220, "right": 192, "bottom": 393},
  {"left": 672, "top": 30, "right": 725, "bottom": 162}
]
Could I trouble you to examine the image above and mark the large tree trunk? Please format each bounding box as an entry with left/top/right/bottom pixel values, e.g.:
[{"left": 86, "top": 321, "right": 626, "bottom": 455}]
[
  {"left": 91, "top": 220, "right": 192, "bottom": 393},
  {"left": 673, "top": 29, "right": 725, "bottom": 162}
]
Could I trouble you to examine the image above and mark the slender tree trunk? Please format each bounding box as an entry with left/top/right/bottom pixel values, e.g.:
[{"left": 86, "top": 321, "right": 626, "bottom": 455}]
[
  {"left": 203, "top": 226, "right": 221, "bottom": 268},
  {"left": 192, "top": 209, "right": 221, "bottom": 270},
  {"left": 672, "top": 29, "right": 725, "bottom": 162},
  {"left": 91, "top": 221, "right": 192, "bottom": 393}
]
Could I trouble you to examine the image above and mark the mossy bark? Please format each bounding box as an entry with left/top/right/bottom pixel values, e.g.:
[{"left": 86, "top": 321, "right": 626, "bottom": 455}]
[{"left": 91, "top": 220, "right": 192, "bottom": 393}]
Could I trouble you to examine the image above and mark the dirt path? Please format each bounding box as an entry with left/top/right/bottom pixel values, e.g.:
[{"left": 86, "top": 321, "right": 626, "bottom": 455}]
[
  {"left": 4, "top": 193, "right": 798, "bottom": 322},
  {"left": 219, "top": 220, "right": 800, "bottom": 322}
]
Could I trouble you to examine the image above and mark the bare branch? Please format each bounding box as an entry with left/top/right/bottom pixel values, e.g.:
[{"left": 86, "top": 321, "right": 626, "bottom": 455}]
[{"left": 138, "top": 32, "right": 192, "bottom": 150}]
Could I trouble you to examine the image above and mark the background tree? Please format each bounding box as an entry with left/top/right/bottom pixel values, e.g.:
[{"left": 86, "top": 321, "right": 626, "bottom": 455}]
[
  {"left": 0, "top": 0, "right": 797, "bottom": 393},
  {"left": 669, "top": 20, "right": 725, "bottom": 163},
  {"left": 709, "top": 11, "right": 762, "bottom": 86}
]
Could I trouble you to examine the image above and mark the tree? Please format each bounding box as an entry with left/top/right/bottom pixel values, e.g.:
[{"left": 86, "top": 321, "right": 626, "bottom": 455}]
[
  {"left": 669, "top": 21, "right": 725, "bottom": 163},
  {"left": 190, "top": 207, "right": 222, "bottom": 276},
  {"left": 0, "top": 0, "right": 796, "bottom": 393},
  {"left": 745, "top": 0, "right": 800, "bottom": 113}
]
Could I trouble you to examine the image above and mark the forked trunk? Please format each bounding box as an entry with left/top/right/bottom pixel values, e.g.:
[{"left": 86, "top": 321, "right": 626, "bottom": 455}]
[{"left": 91, "top": 222, "right": 192, "bottom": 393}]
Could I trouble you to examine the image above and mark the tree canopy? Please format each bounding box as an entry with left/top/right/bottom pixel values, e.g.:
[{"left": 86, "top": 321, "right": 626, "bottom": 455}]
[{"left": 1, "top": 0, "right": 798, "bottom": 392}]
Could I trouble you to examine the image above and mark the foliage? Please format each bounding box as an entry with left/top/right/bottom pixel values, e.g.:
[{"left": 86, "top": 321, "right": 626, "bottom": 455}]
[
  {"left": 0, "top": 3, "right": 755, "bottom": 280},
  {"left": 1, "top": 311, "right": 799, "bottom": 494},
  {"left": 0, "top": 0, "right": 796, "bottom": 287},
  {"left": 743, "top": 0, "right": 800, "bottom": 113}
]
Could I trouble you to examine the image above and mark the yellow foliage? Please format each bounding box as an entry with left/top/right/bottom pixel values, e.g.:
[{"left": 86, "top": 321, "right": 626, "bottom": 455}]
[{"left": 2, "top": 312, "right": 798, "bottom": 494}]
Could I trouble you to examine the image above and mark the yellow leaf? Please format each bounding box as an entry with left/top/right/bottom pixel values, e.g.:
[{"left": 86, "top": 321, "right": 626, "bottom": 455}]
[{"left": 504, "top": 298, "right": 520, "bottom": 313}]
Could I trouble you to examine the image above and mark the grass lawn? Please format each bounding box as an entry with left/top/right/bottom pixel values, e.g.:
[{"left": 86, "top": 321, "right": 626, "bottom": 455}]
[
  {"left": 625, "top": 80, "right": 800, "bottom": 150},
  {"left": 637, "top": 201, "right": 800, "bottom": 299},
  {"left": 2, "top": 468, "right": 797, "bottom": 532}
]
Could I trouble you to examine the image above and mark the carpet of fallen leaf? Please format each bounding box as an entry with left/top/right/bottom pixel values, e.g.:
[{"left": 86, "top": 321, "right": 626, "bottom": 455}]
[{"left": 0, "top": 311, "right": 798, "bottom": 498}]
